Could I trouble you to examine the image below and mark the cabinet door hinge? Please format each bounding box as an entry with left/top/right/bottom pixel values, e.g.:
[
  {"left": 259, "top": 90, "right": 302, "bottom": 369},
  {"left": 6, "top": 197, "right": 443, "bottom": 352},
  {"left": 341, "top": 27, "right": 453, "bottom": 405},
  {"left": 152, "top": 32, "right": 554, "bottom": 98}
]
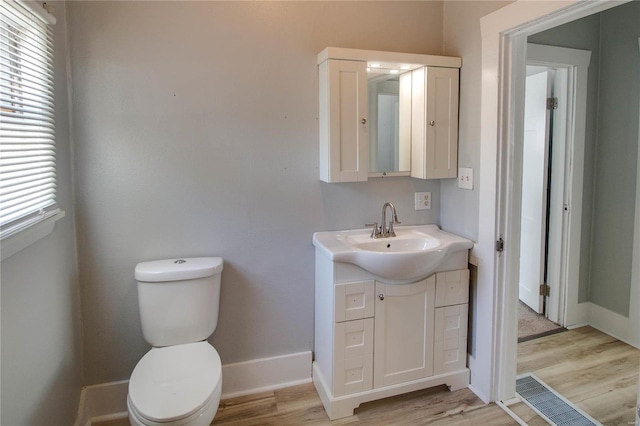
[
  {"left": 539, "top": 284, "right": 550, "bottom": 297},
  {"left": 547, "top": 97, "right": 558, "bottom": 110},
  {"left": 496, "top": 238, "right": 504, "bottom": 253}
]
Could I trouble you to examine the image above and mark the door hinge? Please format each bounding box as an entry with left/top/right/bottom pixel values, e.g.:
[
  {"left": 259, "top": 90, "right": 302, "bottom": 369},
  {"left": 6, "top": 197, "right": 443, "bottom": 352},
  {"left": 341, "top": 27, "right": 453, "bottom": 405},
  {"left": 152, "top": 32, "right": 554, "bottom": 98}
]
[
  {"left": 539, "top": 284, "right": 550, "bottom": 297},
  {"left": 547, "top": 97, "right": 558, "bottom": 110},
  {"left": 496, "top": 238, "right": 504, "bottom": 253}
]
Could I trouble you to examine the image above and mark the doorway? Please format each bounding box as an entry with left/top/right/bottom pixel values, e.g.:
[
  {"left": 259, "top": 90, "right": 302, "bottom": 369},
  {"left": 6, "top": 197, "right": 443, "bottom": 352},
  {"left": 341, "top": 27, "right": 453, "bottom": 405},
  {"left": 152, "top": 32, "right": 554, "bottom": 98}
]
[
  {"left": 478, "top": 0, "right": 640, "bottom": 408},
  {"left": 517, "top": 43, "right": 592, "bottom": 341}
]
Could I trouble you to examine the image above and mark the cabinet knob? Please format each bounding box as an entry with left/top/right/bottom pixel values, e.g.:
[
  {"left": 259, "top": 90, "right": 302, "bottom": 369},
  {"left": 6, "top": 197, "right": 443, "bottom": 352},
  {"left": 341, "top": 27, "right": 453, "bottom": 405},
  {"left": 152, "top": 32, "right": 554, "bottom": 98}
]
[
  {"left": 378, "top": 294, "right": 385, "bottom": 301},
  {"left": 429, "top": 120, "right": 435, "bottom": 126},
  {"left": 361, "top": 118, "right": 367, "bottom": 124}
]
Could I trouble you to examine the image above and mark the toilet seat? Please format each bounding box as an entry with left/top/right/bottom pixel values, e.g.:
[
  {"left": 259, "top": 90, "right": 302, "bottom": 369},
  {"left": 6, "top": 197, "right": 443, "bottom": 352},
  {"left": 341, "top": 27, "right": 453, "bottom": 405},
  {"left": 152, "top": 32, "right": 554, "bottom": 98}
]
[{"left": 128, "top": 341, "right": 222, "bottom": 423}]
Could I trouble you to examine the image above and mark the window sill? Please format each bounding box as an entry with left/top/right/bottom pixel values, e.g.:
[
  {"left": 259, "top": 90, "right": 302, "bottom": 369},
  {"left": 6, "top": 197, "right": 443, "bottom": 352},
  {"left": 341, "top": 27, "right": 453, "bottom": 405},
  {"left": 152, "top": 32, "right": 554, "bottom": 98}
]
[{"left": 1, "top": 210, "right": 66, "bottom": 261}]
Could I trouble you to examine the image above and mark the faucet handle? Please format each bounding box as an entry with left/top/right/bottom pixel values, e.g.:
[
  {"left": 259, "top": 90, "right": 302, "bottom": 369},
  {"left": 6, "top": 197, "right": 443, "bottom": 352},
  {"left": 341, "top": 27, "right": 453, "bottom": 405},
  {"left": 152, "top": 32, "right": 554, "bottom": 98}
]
[{"left": 365, "top": 222, "right": 380, "bottom": 238}]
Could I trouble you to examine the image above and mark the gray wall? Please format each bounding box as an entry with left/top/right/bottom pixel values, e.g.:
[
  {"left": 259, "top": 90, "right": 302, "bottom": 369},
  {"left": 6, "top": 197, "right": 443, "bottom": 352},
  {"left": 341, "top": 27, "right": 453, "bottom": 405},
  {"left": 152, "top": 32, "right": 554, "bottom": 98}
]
[
  {"left": 0, "top": 3, "right": 83, "bottom": 425},
  {"left": 440, "top": 1, "right": 513, "bottom": 242},
  {"left": 588, "top": 1, "right": 639, "bottom": 316},
  {"left": 66, "top": 1, "right": 445, "bottom": 386},
  {"left": 529, "top": 1, "right": 639, "bottom": 316}
]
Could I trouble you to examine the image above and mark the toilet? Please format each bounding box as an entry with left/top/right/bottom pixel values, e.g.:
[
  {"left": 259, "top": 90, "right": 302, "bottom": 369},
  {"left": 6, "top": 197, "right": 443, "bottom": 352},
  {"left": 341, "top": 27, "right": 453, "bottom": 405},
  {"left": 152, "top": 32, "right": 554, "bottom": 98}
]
[{"left": 127, "top": 257, "right": 224, "bottom": 426}]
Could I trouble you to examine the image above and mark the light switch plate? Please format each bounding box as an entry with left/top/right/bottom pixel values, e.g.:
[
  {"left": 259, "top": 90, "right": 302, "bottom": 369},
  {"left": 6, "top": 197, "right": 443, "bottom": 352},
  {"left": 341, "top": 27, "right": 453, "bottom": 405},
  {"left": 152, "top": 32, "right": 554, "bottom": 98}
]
[
  {"left": 415, "top": 192, "right": 431, "bottom": 210},
  {"left": 458, "top": 167, "right": 473, "bottom": 190}
]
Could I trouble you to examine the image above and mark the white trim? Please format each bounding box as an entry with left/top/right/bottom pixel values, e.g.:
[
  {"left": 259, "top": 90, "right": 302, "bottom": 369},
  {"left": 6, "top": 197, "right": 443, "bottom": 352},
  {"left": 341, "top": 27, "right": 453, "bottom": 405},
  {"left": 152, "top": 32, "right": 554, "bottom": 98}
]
[
  {"left": 74, "top": 380, "right": 129, "bottom": 426},
  {"left": 479, "top": 0, "right": 633, "bottom": 404},
  {"left": 588, "top": 303, "right": 639, "bottom": 348},
  {"left": 73, "top": 351, "right": 312, "bottom": 425},
  {"left": 220, "top": 351, "right": 312, "bottom": 399},
  {"left": 496, "top": 399, "right": 528, "bottom": 426},
  {"left": 87, "top": 412, "right": 128, "bottom": 426},
  {"left": 466, "top": 354, "right": 490, "bottom": 403},
  {"left": 0, "top": 210, "right": 65, "bottom": 261}
]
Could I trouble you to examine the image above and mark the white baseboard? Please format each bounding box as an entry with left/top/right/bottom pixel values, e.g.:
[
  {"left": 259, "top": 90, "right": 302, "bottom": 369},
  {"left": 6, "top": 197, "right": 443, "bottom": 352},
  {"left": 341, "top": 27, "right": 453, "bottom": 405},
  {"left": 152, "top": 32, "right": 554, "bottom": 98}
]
[
  {"left": 466, "top": 354, "right": 490, "bottom": 404},
  {"left": 221, "top": 351, "right": 312, "bottom": 399},
  {"left": 74, "top": 350, "right": 312, "bottom": 425},
  {"left": 587, "top": 302, "right": 639, "bottom": 348},
  {"left": 74, "top": 380, "right": 129, "bottom": 426}
]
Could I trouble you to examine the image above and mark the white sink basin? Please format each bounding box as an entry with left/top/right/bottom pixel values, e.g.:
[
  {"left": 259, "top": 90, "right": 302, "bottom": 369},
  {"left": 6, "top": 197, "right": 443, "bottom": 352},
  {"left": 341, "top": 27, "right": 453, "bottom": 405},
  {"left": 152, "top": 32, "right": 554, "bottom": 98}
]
[
  {"left": 313, "top": 224, "right": 473, "bottom": 282},
  {"left": 354, "top": 237, "right": 440, "bottom": 253}
]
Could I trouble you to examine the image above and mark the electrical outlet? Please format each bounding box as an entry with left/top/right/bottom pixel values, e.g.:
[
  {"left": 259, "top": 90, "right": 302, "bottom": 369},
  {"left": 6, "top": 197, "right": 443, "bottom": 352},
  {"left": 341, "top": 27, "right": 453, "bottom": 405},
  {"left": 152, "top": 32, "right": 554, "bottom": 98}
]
[
  {"left": 458, "top": 167, "right": 473, "bottom": 190},
  {"left": 415, "top": 192, "right": 431, "bottom": 210}
]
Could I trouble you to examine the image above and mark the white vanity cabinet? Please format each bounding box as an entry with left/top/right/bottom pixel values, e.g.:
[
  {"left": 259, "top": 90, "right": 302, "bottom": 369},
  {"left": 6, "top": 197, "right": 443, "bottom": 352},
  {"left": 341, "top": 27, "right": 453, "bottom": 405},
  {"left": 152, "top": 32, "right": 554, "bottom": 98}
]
[{"left": 313, "top": 250, "right": 470, "bottom": 420}]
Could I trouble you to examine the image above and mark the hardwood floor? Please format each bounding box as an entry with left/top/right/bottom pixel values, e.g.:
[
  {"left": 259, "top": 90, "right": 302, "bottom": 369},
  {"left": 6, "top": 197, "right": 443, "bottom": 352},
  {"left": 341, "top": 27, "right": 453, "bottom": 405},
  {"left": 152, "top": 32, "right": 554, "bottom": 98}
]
[
  {"left": 212, "top": 327, "right": 638, "bottom": 426},
  {"left": 212, "top": 384, "right": 516, "bottom": 425},
  {"left": 95, "top": 327, "right": 638, "bottom": 425},
  {"left": 514, "top": 326, "right": 639, "bottom": 425}
]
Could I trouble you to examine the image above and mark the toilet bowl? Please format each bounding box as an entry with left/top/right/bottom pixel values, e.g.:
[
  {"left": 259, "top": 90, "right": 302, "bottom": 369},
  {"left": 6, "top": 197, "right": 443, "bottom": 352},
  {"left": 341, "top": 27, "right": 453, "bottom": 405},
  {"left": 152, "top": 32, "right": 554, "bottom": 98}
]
[
  {"left": 127, "top": 257, "right": 224, "bottom": 426},
  {"left": 128, "top": 342, "right": 222, "bottom": 426}
]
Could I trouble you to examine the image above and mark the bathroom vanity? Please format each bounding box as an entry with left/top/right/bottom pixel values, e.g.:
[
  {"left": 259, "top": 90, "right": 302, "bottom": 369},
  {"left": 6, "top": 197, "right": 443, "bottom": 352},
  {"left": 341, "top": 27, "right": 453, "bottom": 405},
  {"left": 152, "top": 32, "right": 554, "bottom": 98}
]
[{"left": 312, "top": 225, "right": 472, "bottom": 419}]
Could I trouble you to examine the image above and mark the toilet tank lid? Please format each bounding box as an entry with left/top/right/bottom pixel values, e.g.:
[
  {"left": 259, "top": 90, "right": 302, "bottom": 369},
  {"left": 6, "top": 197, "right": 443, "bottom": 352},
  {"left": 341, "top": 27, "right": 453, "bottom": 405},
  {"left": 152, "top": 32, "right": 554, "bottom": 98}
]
[{"left": 135, "top": 257, "right": 223, "bottom": 282}]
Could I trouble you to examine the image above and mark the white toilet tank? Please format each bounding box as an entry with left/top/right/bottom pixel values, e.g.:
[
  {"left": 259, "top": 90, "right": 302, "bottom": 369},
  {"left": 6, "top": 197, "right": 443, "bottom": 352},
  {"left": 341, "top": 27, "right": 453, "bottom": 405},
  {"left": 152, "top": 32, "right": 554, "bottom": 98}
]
[{"left": 135, "top": 257, "right": 223, "bottom": 347}]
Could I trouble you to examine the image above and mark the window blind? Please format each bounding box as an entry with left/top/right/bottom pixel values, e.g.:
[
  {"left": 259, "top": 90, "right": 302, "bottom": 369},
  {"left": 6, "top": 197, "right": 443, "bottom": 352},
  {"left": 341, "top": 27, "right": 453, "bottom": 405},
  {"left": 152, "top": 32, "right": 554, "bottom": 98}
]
[{"left": 0, "top": 0, "right": 57, "bottom": 239}]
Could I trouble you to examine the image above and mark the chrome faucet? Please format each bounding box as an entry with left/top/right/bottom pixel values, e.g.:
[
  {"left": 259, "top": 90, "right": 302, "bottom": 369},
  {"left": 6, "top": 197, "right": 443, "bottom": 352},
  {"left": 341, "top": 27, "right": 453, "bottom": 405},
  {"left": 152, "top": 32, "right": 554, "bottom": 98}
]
[
  {"left": 381, "top": 202, "right": 401, "bottom": 237},
  {"left": 366, "top": 202, "right": 401, "bottom": 238}
]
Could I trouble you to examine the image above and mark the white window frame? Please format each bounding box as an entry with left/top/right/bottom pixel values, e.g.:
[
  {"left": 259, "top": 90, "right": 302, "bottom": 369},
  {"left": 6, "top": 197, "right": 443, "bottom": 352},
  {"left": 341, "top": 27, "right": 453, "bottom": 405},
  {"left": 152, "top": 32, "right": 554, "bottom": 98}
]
[{"left": 0, "top": 0, "right": 63, "bottom": 260}]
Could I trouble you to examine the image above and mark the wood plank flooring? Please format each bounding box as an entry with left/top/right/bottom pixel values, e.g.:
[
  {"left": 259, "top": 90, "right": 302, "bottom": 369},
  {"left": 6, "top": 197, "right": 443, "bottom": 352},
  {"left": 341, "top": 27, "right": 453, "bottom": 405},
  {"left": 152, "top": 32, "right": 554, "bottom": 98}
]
[
  {"left": 212, "top": 384, "right": 516, "bottom": 425},
  {"left": 94, "top": 327, "right": 638, "bottom": 425},
  {"left": 514, "top": 326, "right": 639, "bottom": 425}
]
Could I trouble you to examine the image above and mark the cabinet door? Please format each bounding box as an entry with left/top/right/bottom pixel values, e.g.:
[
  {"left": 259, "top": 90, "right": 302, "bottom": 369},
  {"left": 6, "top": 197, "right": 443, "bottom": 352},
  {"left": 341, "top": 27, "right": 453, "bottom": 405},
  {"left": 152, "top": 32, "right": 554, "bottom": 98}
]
[
  {"left": 319, "top": 59, "right": 369, "bottom": 183},
  {"left": 411, "top": 67, "right": 459, "bottom": 179},
  {"left": 373, "top": 276, "right": 436, "bottom": 388}
]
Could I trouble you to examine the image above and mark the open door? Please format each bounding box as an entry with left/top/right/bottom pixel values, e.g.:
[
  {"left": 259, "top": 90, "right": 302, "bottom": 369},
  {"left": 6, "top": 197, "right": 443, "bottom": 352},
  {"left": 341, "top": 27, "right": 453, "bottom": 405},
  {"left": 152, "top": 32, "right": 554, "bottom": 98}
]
[{"left": 518, "top": 70, "right": 552, "bottom": 314}]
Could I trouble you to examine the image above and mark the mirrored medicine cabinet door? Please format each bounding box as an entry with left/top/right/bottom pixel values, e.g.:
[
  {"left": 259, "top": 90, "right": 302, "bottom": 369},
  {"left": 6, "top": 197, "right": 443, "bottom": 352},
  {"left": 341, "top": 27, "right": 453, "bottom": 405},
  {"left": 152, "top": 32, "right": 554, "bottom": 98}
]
[{"left": 367, "top": 70, "right": 412, "bottom": 175}]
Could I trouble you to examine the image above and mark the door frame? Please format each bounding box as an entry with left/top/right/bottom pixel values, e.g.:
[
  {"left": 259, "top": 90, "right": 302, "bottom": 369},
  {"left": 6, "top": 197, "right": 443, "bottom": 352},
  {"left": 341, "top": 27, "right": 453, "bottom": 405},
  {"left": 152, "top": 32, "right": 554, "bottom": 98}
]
[{"left": 476, "top": 0, "right": 636, "bottom": 404}]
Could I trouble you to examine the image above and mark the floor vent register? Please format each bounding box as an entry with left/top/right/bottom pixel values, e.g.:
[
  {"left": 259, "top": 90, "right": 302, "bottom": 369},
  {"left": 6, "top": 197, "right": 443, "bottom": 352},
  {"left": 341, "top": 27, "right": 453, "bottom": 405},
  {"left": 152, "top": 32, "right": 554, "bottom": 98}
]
[{"left": 515, "top": 374, "right": 602, "bottom": 426}]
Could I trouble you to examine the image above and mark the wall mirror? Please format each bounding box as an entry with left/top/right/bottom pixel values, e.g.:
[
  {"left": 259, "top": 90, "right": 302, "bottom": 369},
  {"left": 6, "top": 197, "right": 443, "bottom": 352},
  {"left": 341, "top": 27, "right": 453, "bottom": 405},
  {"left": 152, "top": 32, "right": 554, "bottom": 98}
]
[{"left": 367, "top": 63, "right": 415, "bottom": 176}]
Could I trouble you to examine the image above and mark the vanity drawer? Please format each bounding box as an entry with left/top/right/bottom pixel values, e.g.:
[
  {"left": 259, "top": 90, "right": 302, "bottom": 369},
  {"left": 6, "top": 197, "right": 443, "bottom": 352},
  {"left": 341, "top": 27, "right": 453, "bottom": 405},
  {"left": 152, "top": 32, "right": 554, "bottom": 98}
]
[
  {"left": 333, "top": 318, "right": 374, "bottom": 396},
  {"left": 434, "top": 304, "right": 468, "bottom": 374},
  {"left": 334, "top": 280, "right": 375, "bottom": 322},
  {"left": 435, "top": 269, "right": 469, "bottom": 307}
]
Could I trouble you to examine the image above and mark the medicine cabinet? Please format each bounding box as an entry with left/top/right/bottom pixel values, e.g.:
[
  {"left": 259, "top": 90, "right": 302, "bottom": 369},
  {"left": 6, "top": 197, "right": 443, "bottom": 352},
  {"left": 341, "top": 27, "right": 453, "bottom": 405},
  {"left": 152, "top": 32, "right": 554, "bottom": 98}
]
[{"left": 318, "top": 47, "right": 460, "bottom": 183}]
